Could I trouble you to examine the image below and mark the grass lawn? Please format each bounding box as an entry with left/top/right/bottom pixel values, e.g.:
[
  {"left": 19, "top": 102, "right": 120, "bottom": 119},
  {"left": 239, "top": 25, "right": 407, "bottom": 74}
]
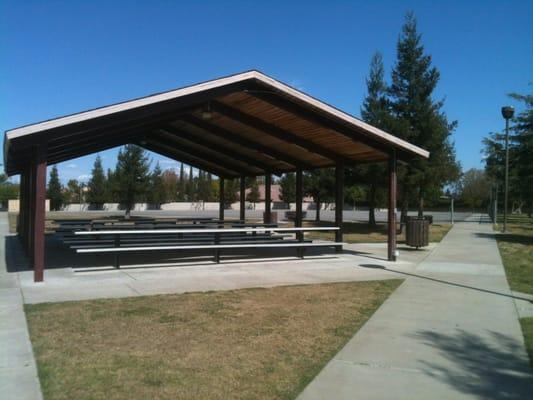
[
  {"left": 26, "top": 280, "right": 401, "bottom": 400},
  {"left": 521, "top": 318, "right": 533, "bottom": 368},
  {"left": 495, "top": 214, "right": 533, "bottom": 295},
  {"left": 304, "top": 220, "right": 451, "bottom": 244},
  {"left": 494, "top": 214, "right": 533, "bottom": 368}
]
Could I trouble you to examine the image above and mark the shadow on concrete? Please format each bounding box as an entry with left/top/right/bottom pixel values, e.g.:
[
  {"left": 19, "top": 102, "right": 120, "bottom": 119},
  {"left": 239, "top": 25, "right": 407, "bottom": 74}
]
[
  {"left": 476, "top": 232, "right": 533, "bottom": 246},
  {"left": 358, "top": 264, "right": 533, "bottom": 303},
  {"left": 412, "top": 329, "right": 533, "bottom": 399}
]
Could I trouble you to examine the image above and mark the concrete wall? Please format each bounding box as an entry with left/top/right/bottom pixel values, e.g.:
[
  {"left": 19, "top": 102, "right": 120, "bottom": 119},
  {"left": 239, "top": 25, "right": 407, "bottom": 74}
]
[
  {"left": 8, "top": 199, "right": 50, "bottom": 212},
  {"left": 59, "top": 201, "right": 339, "bottom": 212}
]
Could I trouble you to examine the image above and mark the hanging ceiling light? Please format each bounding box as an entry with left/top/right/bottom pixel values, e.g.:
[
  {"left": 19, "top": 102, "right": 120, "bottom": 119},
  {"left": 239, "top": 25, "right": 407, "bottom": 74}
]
[{"left": 202, "top": 102, "right": 212, "bottom": 120}]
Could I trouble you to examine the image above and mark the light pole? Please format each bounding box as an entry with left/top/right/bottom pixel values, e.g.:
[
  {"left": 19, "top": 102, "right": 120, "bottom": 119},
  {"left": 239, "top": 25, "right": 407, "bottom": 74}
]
[{"left": 501, "top": 106, "right": 514, "bottom": 232}]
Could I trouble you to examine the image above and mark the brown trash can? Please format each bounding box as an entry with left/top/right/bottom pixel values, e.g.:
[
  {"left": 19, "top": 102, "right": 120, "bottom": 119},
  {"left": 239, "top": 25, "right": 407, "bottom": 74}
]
[
  {"left": 263, "top": 211, "right": 278, "bottom": 224},
  {"left": 405, "top": 217, "right": 429, "bottom": 248}
]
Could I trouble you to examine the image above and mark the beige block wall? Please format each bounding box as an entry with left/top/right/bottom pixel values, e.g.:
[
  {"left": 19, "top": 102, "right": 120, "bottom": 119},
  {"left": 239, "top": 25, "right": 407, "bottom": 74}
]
[{"left": 8, "top": 199, "right": 51, "bottom": 213}]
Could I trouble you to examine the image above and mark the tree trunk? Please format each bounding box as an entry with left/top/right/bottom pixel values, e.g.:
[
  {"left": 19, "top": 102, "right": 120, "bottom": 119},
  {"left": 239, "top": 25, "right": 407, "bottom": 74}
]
[
  {"left": 125, "top": 207, "right": 131, "bottom": 219},
  {"left": 368, "top": 184, "right": 376, "bottom": 227},
  {"left": 417, "top": 187, "right": 424, "bottom": 217}
]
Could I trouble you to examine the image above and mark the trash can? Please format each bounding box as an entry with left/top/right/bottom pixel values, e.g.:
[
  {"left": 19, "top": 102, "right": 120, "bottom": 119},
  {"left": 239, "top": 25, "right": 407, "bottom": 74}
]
[
  {"left": 405, "top": 217, "right": 429, "bottom": 248},
  {"left": 263, "top": 211, "right": 278, "bottom": 224}
]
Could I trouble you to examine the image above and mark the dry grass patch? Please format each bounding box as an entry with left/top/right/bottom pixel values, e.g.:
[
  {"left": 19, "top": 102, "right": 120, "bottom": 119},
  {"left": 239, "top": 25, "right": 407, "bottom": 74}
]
[
  {"left": 304, "top": 220, "right": 451, "bottom": 244},
  {"left": 26, "top": 280, "right": 401, "bottom": 400}
]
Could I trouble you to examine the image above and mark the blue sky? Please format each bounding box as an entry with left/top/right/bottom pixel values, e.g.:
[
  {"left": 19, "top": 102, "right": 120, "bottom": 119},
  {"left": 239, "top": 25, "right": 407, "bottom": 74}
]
[{"left": 1, "top": 0, "right": 532, "bottom": 183}]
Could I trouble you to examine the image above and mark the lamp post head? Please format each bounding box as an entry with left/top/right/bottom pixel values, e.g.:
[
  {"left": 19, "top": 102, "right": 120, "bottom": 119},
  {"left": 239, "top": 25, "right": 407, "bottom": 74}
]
[{"left": 501, "top": 106, "right": 515, "bottom": 120}]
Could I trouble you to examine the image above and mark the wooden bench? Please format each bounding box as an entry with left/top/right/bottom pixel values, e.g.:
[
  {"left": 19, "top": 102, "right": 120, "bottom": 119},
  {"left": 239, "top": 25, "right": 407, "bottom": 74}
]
[{"left": 74, "top": 227, "right": 343, "bottom": 268}]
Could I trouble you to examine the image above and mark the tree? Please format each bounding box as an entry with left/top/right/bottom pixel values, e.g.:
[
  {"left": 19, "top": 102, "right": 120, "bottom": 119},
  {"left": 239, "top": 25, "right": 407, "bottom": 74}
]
[
  {"left": 509, "top": 92, "right": 533, "bottom": 215},
  {"left": 345, "top": 184, "right": 366, "bottom": 210},
  {"left": 279, "top": 173, "right": 296, "bottom": 205},
  {"left": 113, "top": 145, "right": 151, "bottom": 218},
  {"left": 86, "top": 155, "right": 107, "bottom": 209},
  {"left": 246, "top": 177, "right": 260, "bottom": 209},
  {"left": 355, "top": 52, "right": 390, "bottom": 226},
  {"left": 186, "top": 165, "right": 195, "bottom": 201},
  {"left": 223, "top": 178, "right": 238, "bottom": 207},
  {"left": 0, "top": 174, "right": 19, "bottom": 208},
  {"left": 65, "top": 179, "right": 81, "bottom": 203},
  {"left": 459, "top": 169, "right": 490, "bottom": 211},
  {"left": 483, "top": 90, "right": 533, "bottom": 215},
  {"left": 389, "top": 12, "right": 460, "bottom": 217},
  {"left": 162, "top": 169, "right": 178, "bottom": 202},
  {"left": 177, "top": 163, "right": 186, "bottom": 201},
  {"left": 305, "top": 169, "right": 334, "bottom": 221},
  {"left": 147, "top": 163, "right": 166, "bottom": 209},
  {"left": 197, "top": 170, "right": 212, "bottom": 203},
  {"left": 47, "top": 165, "right": 63, "bottom": 211}
]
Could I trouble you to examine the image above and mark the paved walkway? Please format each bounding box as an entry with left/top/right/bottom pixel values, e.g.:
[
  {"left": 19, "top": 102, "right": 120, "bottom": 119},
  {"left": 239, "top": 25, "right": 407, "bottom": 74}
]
[
  {"left": 0, "top": 215, "right": 42, "bottom": 399},
  {"left": 298, "top": 215, "right": 533, "bottom": 399}
]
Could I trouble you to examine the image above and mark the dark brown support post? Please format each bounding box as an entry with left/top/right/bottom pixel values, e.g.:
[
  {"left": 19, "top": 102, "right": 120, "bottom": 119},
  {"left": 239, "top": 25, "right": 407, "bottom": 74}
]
[
  {"left": 388, "top": 150, "right": 397, "bottom": 261},
  {"left": 18, "top": 170, "right": 26, "bottom": 240},
  {"left": 264, "top": 173, "right": 271, "bottom": 223},
  {"left": 29, "top": 161, "right": 36, "bottom": 260},
  {"left": 296, "top": 168, "right": 303, "bottom": 257},
  {"left": 335, "top": 162, "right": 345, "bottom": 252},
  {"left": 240, "top": 175, "right": 246, "bottom": 222},
  {"left": 32, "top": 148, "right": 47, "bottom": 282},
  {"left": 219, "top": 178, "right": 225, "bottom": 221}
]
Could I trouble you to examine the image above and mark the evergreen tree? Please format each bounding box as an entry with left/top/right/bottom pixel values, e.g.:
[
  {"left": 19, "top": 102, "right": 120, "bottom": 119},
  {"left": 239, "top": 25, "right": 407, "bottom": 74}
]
[
  {"left": 246, "top": 177, "right": 260, "bottom": 209},
  {"left": 304, "top": 169, "right": 334, "bottom": 222},
  {"left": 206, "top": 173, "right": 214, "bottom": 201},
  {"left": 279, "top": 173, "right": 296, "bottom": 205},
  {"left": 509, "top": 92, "right": 533, "bottom": 215},
  {"left": 355, "top": 52, "right": 390, "bottom": 226},
  {"left": 162, "top": 169, "right": 179, "bottom": 202},
  {"left": 224, "top": 178, "right": 239, "bottom": 207},
  {"left": 105, "top": 168, "right": 117, "bottom": 203},
  {"left": 177, "top": 163, "right": 186, "bottom": 201},
  {"left": 47, "top": 165, "right": 63, "bottom": 211},
  {"left": 186, "top": 165, "right": 195, "bottom": 201},
  {"left": 86, "top": 155, "right": 107, "bottom": 210},
  {"left": 113, "top": 145, "right": 151, "bottom": 218},
  {"left": 0, "top": 174, "right": 19, "bottom": 208},
  {"left": 389, "top": 12, "right": 460, "bottom": 217},
  {"left": 147, "top": 162, "right": 166, "bottom": 209},
  {"left": 65, "top": 179, "right": 80, "bottom": 203}
]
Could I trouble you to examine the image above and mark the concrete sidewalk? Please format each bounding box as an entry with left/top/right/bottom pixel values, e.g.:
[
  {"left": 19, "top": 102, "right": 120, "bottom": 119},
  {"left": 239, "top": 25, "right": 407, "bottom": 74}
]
[
  {"left": 0, "top": 214, "right": 42, "bottom": 400},
  {"left": 298, "top": 215, "right": 533, "bottom": 399}
]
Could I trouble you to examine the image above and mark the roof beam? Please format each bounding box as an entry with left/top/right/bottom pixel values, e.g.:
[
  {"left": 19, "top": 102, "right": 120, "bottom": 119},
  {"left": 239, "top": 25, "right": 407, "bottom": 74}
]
[
  {"left": 139, "top": 140, "right": 238, "bottom": 178},
  {"left": 180, "top": 115, "right": 313, "bottom": 169},
  {"left": 246, "top": 90, "right": 397, "bottom": 160},
  {"left": 211, "top": 101, "right": 355, "bottom": 165},
  {"left": 160, "top": 125, "right": 283, "bottom": 175},
  {"left": 151, "top": 131, "right": 260, "bottom": 177}
]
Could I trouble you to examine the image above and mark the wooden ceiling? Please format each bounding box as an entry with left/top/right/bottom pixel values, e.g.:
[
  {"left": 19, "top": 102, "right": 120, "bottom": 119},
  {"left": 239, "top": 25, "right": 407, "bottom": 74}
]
[{"left": 4, "top": 70, "right": 429, "bottom": 177}]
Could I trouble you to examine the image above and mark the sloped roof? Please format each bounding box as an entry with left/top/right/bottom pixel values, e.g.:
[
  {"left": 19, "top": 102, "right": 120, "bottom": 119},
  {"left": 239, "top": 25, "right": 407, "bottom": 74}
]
[{"left": 4, "top": 70, "right": 428, "bottom": 177}]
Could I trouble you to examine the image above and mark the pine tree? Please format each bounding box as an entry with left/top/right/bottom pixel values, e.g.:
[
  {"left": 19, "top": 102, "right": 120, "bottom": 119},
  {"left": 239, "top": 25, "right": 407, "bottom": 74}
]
[
  {"left": 186, "top": 165, "right": 195, "bottom": 201},
  {"left": 304, "top": 169, "right": 334, "bottom": 222},
  {"left": 353, "top": 52, "right": 390, "bottom": 226},
  {"left": 47, "top": 165, "right": 63, "bottom": 211},
  {"left": 113, "top": 145, "right": 151, "bottom": 218},
  {"left": 177, "top": 163, "right": 186, "bottom": 201},
  {"left": 162, "top": 169, "right": 179, "bottom": 202},
  {"left": 65, "top": 179, "right": 80, "bottom": 203},
  {"left": 86, "top": 155, "right": 107, "bottom": 210},
  {"left": 389, "top": 12, "right": 460, "bottom": 217},
  {"left": 509, "top": 92, "right": 533, "bottom": 215},
  {"left": 148, "top": 162, "right": 166, "bottom": 209}
]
